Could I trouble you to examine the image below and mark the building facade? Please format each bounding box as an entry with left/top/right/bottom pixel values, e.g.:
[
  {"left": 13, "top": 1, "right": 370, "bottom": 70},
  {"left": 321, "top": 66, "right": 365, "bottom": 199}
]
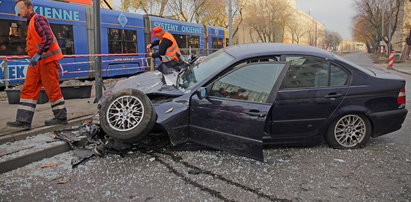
[
  {"left": 391, "top": 0, "right": 411, "bottom": 56},
  {"left": 236, "top": 0, "right": 325, "bottom": 48}
]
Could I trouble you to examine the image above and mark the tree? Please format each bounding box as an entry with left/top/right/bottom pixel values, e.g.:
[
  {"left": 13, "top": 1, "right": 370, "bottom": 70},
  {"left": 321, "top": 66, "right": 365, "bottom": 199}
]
[
  {"left": 227, "top": 0, "right": 247, "bottom": 43},
  {"left": 287, "top": 14, "right": 308, "bottom": 44},
  {"left": 243, "top": 0, "right": 292, "bottom": 42},
  {"left": 120, "top": 0, "right": 168, "bottom": 16},
  {"left": 166, "top": 0, "right": 208, "bottom": 22},
  {"left": 323, "top": 30, "right": 342, "bottom": 51},
  {"left": 352, "top": 14, "right": 375, "bottom": 52},
  {"left": 196, "top": 0, "right": 227, "bottom": 26},
  {"left": 400, "top": 22, "right": 411, "bottom": 61},
  {"left": 119, "top": 0, "right": 246, "bottom": 44},
  {"left": 352, "top": 0, "right": 402, "bottom": 53}
]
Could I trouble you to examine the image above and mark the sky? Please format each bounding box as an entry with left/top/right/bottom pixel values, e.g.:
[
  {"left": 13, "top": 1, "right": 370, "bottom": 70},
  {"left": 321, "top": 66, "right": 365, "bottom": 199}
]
[{"left": 296, "top": 0, "right": 357, "bottom": 39}]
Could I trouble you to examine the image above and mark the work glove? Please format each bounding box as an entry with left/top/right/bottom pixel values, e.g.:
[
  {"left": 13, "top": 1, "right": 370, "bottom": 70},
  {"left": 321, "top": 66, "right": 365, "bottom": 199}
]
[{"left": 30, "top": 53, "right": 40, "bottom": 66}]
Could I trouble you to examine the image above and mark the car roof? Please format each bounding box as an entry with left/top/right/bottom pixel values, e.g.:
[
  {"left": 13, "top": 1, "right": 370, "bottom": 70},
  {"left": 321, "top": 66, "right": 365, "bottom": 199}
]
[{"left": 223, "top": 43, "right": 336, "bottom": 60}]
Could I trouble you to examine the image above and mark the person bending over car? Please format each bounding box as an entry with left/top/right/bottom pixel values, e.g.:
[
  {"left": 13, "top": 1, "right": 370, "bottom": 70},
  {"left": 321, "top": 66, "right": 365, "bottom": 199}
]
[{"left": 146, "top": 26, "right": 183, "bottom": 74}]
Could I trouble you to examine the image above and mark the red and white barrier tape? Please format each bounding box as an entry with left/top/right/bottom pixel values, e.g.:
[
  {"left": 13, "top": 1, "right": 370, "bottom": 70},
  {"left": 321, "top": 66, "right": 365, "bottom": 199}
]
[
  {"left": 1, "top": 53, "right": 151, "bottom": 82},
  {"left": 0, "top": 53, "right": 148, "bottom": 60},
  {"left": 2, "top": 66, "right": 149, "bottom": 81}
]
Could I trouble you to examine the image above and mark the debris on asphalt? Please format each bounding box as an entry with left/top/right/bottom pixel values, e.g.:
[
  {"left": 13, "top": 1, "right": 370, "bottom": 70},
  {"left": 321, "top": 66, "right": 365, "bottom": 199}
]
[
  {"left": 57, "top": 177, "right": 70, "bottom": 184},
  {"left": 82, "top": 119, "right": 93, "bottom": 125},
  {"left": 54, "top": 129, "right": 84, "bottom": 149},
  {"left": 48, "top": 133, "right": 58, "bottom": 139},
  {"left": 47, "top": 176, "right": 60, "bottom": 182},
  {"left": 39, "top": 161, "right": 60, "bottom": 168},
  {"left": 71, "top": 149, "right": 95, "bottom": 168},
  {"left": 78, "top": 122, "right": 103, "bottom": 142},
  {"left": 333, "top": 158, "right": 346, "bottom": 163},
  {"left": 187, "top": 169, "right": 201, "bottom": 175},
  {"left": 149, "top": 157, "right": 155, "bottom": 162},
  {"left": 165, "top": 108, "right": 174, "bottom": 113},
  {"left": 53, "top": 121, "right": 137, "bottom": 168}
]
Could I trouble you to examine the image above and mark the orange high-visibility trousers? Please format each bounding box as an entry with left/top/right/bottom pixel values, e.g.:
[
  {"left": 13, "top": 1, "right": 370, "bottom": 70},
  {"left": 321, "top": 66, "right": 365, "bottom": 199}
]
[{"left": 16, "top": 60, "right": 67, "bottom": 124}]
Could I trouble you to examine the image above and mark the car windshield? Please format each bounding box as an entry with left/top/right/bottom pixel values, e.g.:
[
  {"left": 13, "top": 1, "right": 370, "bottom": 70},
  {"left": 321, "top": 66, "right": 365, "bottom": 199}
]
[
  {"left": 177, "top": 50, "right": 234, "bottom": 92},
  {"left": 333, "top": 54, "right": 376, "bottom": 76}
]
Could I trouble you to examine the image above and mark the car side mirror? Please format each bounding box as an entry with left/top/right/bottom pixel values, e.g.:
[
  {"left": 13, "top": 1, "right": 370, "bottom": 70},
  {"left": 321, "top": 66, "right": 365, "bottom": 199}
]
[{"left": 197, "top": 87, "right": 208, "bottom": 100}]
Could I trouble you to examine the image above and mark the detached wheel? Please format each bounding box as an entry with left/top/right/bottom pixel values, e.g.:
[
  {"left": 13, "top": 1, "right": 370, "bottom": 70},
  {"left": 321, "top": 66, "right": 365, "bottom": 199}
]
[
  {"left": 100, "top": 89, "right": 156, "bottom": 143},
  {"left": 325, "top": 114, "right": 371, "bottom": 149}
]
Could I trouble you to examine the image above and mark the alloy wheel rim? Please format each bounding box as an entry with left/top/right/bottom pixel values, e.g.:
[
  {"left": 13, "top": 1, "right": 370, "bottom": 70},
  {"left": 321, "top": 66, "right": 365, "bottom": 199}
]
[
  {"left": 334, "top": 115, "right": 366, "bottom": 147},
  {"left": 107, "top": 95, "right": 144, "bottom": 132}
]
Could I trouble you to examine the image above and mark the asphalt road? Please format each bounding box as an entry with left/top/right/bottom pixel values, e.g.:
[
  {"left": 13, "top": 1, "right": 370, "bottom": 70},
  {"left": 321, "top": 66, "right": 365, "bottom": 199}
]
[{"left": 1, "top": 52, "right": 410, "bottom": 201}]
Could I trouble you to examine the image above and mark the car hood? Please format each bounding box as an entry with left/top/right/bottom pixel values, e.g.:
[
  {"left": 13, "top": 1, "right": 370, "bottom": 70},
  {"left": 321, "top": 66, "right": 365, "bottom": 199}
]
[{"left": 98, "top": 71, "right": 184, "bottom": 105}]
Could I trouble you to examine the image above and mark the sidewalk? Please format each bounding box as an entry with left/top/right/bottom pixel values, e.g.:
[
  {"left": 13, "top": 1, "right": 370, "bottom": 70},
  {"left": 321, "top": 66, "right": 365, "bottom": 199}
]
[
  {"left": 390, "top": 62, "right": 411, "bottom": 75},
  {"left": 367, "top": 53, "right": 411, "bottom": 75}
]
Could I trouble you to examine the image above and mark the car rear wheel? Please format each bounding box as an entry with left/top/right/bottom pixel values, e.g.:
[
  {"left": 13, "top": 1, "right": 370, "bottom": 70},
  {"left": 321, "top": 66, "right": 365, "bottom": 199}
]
[
  {"left": 100, "top": 89, "right": 156, "bottom": 143},
  {"left": 325, "top": 114, "right": 371, "bottom": 149}
]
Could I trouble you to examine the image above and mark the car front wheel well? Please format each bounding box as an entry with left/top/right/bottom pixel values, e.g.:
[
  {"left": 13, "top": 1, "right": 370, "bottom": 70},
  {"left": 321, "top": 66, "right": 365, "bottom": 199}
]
[{"left": 145, "top": 124, "right": 171, "bottom": 148}]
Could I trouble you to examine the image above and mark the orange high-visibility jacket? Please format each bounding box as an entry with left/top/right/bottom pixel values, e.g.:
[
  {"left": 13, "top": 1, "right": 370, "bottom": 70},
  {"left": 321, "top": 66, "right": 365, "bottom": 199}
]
[
  {"left": 160, "top": 32, "right": 182, "bottom": 62},
  {"left": 27, "top": 14, "right": 63, "bottom": 64}
]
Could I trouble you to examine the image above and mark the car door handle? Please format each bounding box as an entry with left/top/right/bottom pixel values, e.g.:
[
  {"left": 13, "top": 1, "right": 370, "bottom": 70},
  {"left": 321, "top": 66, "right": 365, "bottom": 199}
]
[
  {"left": 324, "top": 93, "right": 343, "bottom": 98},
  {"left": 245, "top": 109, "right": 267, "bottom": 117}
]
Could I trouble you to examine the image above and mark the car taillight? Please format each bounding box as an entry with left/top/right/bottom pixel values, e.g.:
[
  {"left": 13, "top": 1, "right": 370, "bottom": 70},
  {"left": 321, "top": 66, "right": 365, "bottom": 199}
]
[{"left": 397, "top": 87, "right": 406, "bottom": 105}]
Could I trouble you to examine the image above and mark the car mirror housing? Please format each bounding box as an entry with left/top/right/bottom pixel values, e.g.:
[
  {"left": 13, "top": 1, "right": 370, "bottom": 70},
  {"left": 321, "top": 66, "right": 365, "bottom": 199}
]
[{"left": 197, "top": 87, "right": 208, "bottom": 99}]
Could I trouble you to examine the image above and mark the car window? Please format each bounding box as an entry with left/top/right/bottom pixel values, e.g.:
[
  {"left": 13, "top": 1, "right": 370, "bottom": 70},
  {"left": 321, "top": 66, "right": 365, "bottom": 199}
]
[
  {"left": 281, "top": 56, "right": 329, "bottom": 89},
  {"left": 330, "top": 63, "right": 348, "bottom": 86},
  {"left": 177, "top": 50, "right": 234, "bottom": 92},
  {"left": 210, "top": 63, "right": 285, "bottom": 103}
]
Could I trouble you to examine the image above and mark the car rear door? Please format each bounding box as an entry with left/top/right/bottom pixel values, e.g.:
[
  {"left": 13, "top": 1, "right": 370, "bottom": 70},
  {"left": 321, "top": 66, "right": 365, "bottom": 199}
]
[
  {"left": 189, "top": 62, "right": 289, "bottom": 161},
  {"left": 268, "top": 56, "right": 350, "bottom": 142}
]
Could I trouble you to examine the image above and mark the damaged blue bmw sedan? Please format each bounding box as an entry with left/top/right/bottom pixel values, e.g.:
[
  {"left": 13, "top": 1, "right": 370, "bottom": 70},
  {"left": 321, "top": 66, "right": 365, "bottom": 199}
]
[{"left": 97, "top": 43, "right": 408, "bottom": 161}]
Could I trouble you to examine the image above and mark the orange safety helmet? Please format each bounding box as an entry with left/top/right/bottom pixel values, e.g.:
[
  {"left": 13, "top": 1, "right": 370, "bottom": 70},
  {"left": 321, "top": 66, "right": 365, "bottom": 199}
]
[{"left": 152, "top": 26, "right": 164, "bottom": 34}]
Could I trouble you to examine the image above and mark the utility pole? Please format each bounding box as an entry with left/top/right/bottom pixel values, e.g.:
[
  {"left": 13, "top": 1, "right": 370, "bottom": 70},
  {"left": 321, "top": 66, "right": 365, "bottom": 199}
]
[
  {"left": 382, "top": 0, "right": 385, "bottom": 43},
  {"left": 94, "top": 0, "right": 103, "bottom": 100},
  {"left": 388, "top": 0, "right": 392, "bottom": 55},
  {"left": 228, "top": 0, "right": 233, "bottom": 46}
]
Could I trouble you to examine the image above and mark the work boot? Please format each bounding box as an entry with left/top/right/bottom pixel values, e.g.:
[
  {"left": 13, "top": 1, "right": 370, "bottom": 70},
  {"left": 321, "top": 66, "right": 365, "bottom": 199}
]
[
  {"left": 45, "top": 118, "right": 68, "bottom": 126},
  {"left": 7, "top": 121, "right": 31, "bottom": 130}
]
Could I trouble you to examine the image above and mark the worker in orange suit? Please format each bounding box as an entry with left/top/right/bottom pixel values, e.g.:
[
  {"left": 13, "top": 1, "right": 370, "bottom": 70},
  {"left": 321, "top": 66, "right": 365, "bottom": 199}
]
[
  {"left": 7, "top": 0, "right": 67, "bottom": 129},
  {"left": 147, "top": 26, "right": 183, "bottom": 74}
]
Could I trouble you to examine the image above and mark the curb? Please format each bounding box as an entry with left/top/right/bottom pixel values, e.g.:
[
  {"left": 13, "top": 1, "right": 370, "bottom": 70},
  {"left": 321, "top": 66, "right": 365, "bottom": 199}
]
[
  {"left": 0, "top": 114, "right": 95, "bottom": 145},
  {"left": 0, "top": 142, "right": 71, "bottom": 174},
  {"left": 392, "top": 68, "right": 411, "bottom": 76}
]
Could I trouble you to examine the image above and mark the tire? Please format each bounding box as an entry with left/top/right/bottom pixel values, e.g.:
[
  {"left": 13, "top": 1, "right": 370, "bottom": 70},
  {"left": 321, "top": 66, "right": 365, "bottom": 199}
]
[
  {"left": 99, "top": 88, "right": 156, "bottom": 143},
  {"left": 325, "top": 113, "right": 372, "bottom": 149}
]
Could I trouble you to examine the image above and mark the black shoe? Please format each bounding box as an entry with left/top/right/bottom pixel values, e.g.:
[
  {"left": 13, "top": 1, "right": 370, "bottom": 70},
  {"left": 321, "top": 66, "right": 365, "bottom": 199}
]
[
  {"left": 45, "top": 118, "right": 68, "bottom": 126},
  {"left": 7, "top": 121, "right": 31, "bottom": 130}
]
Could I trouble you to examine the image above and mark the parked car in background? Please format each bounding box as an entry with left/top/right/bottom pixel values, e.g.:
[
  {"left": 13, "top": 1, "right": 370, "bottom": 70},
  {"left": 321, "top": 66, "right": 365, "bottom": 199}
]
[{"left": 97, "top": 43, "right": 407, "bottom": 161}]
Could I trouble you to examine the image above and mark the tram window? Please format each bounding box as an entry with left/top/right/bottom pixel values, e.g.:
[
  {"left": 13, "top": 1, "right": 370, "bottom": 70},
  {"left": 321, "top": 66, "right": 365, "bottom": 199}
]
[
  {"left": 50, "top": 24, "right": 75, "bottom": 55},
  {"left": 0, "top": 20, "right": 27, "bottom": 56},
  {"left": 173, "top": 34, "right": 200, "bottom": 55},
  {"left": 108, "top": 28, "right": 137, "bottom": 54},
  {"left": 211, "top": 37, "right": 224, "bottom": 52},
  {"left": 174, "top": 34, "right": 187, "bottom": 51}
]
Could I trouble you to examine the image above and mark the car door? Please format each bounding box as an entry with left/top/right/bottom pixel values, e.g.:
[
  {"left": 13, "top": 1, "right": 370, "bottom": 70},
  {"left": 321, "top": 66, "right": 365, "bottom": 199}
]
[
  {"left": 268, "top": 56, "right": 350, "bottom": 142},
  {"left": 189, "top": 61, "right": 289, "bottom": 161}
]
